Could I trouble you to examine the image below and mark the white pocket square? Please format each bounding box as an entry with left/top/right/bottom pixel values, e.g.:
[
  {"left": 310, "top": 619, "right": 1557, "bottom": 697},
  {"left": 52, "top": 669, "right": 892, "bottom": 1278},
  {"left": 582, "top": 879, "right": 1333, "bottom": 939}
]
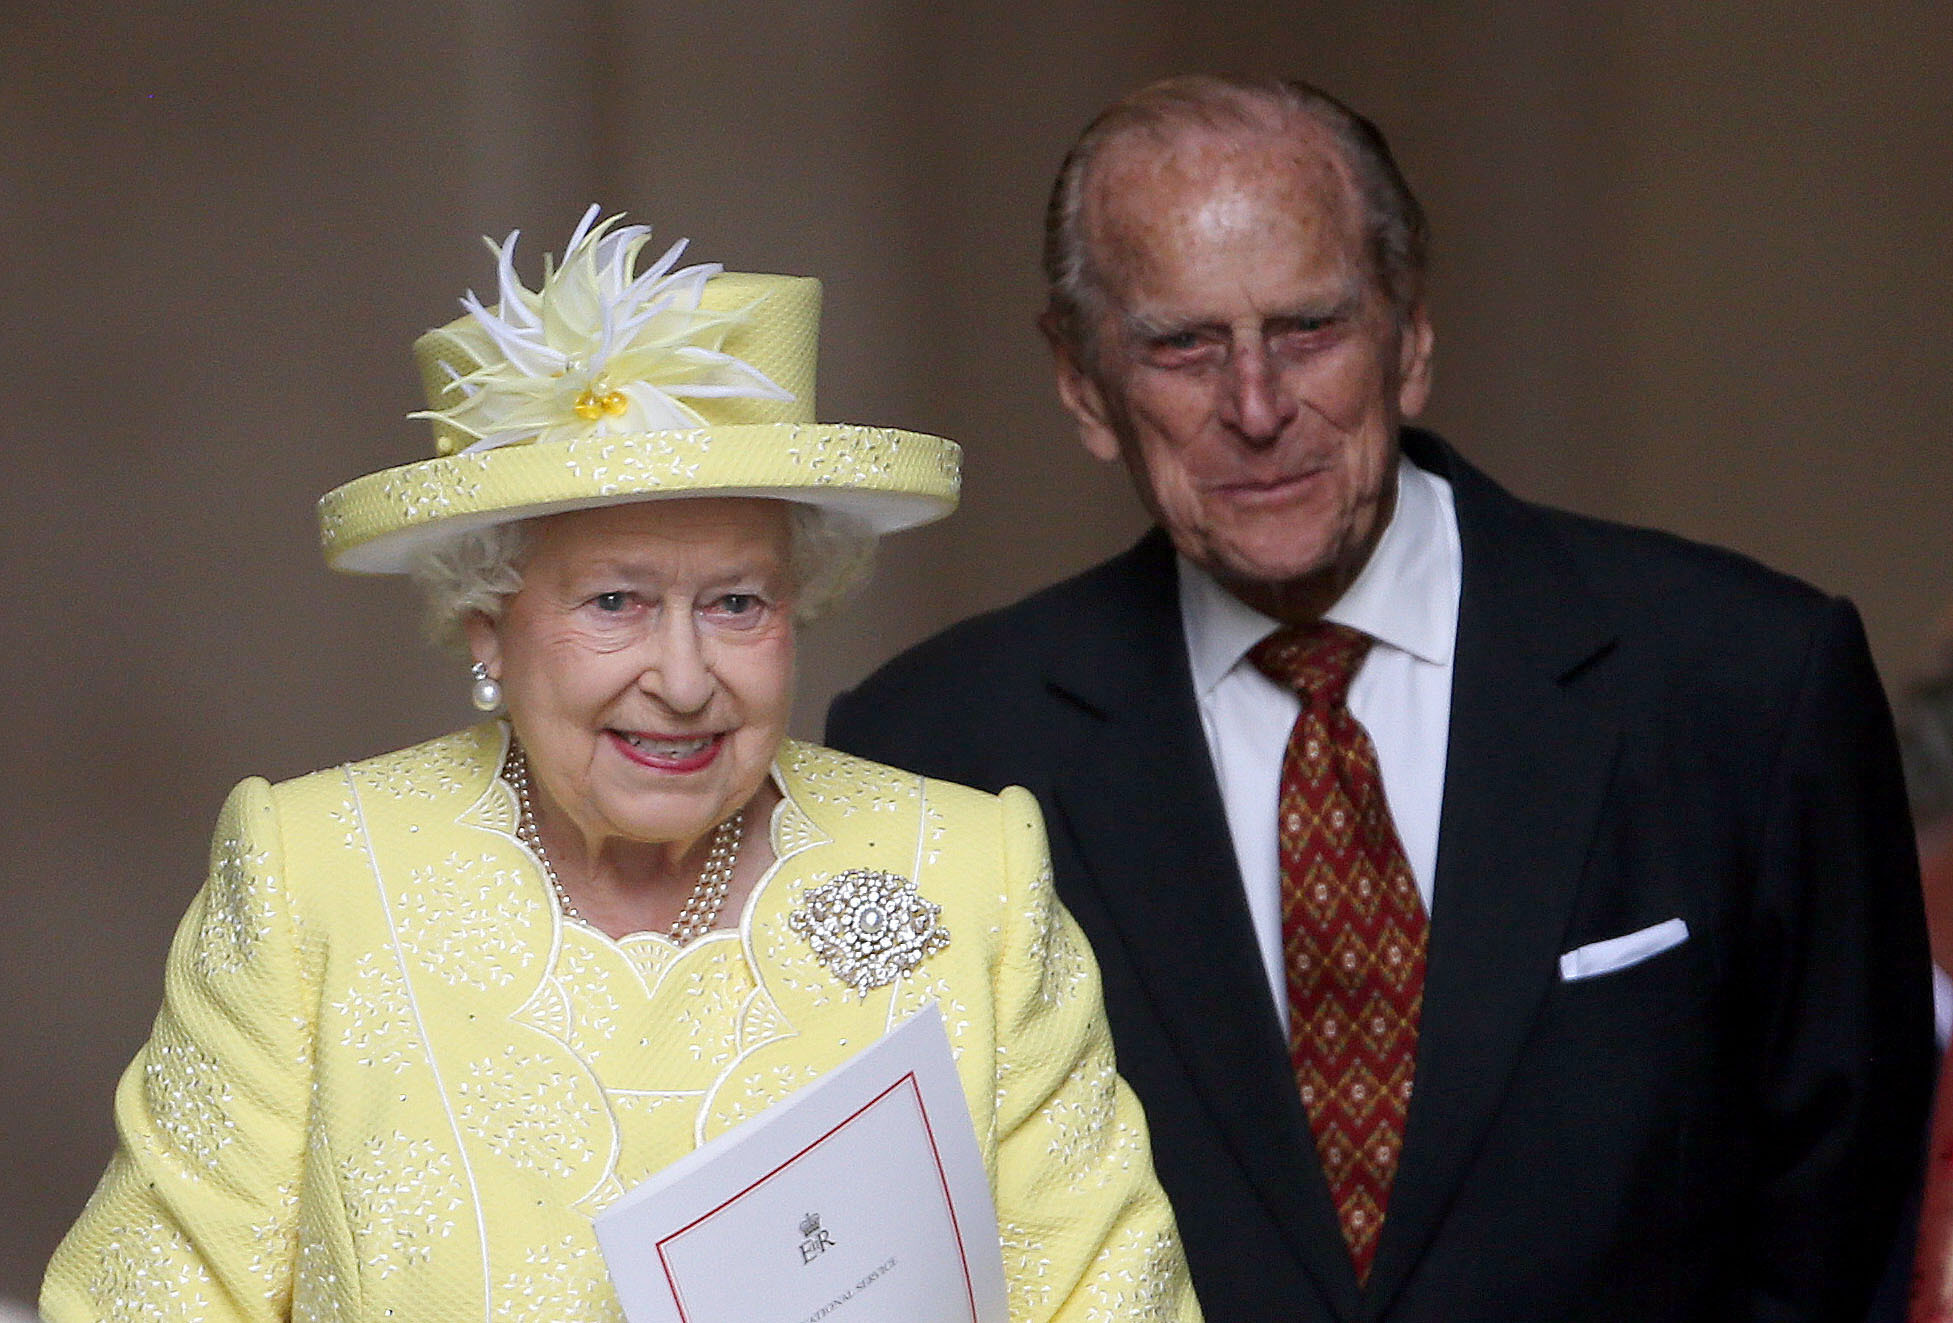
[{"left": 1558, "top": 917, "right": 1690, "bottom": 982}]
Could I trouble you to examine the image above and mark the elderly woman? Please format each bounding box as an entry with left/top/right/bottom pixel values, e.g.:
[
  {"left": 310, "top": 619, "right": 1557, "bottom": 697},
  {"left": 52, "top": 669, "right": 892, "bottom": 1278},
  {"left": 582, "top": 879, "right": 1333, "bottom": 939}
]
[{"left": 43, "top": 210, "right": 1197, "bottom": 1323}]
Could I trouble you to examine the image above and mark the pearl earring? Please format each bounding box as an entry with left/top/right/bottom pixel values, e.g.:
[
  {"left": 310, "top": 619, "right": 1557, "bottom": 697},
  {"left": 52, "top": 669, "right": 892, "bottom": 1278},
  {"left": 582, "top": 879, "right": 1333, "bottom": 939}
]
[{"left": 469, "top": 662, "right": 504, "bottom": 713}]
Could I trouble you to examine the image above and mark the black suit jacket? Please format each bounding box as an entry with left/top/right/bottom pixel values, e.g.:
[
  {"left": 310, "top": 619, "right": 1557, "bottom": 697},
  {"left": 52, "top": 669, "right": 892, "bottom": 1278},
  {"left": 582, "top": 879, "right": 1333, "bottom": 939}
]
[{"left": 827, "top": 431, "right": 1933, "bottom": 1322}]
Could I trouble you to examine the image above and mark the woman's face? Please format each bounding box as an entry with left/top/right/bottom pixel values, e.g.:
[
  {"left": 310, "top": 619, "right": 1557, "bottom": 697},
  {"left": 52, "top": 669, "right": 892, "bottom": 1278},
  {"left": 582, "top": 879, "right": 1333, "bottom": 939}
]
[{"left": 468, "top": 498, "right": 796, "bottom": 858}]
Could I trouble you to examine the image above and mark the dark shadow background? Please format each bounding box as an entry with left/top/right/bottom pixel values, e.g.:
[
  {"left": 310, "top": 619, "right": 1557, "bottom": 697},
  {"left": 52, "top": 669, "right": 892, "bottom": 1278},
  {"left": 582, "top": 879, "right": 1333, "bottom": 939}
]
[{"left": 5, "top": 1, "right": 1949, "bottom": 1297}]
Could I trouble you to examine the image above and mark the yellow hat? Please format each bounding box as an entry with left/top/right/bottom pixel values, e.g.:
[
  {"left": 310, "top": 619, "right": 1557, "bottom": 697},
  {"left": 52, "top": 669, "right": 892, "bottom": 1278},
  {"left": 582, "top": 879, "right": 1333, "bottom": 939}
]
[{"left": 319, "top": 208, "right": 960, "bottom": 574}]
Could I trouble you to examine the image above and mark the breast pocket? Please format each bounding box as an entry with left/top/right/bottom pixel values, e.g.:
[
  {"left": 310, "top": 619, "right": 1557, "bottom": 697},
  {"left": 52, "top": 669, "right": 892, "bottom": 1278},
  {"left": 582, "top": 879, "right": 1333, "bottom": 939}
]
[{"left": 1559, "top": 917, "right": 1690, "bottom": 982}]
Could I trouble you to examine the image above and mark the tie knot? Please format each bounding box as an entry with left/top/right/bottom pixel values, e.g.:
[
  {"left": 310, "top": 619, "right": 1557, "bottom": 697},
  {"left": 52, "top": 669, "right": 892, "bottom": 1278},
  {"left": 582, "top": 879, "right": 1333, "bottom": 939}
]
[{"left": 1249, "top": 621, "right": 1373, "bottom": 709}]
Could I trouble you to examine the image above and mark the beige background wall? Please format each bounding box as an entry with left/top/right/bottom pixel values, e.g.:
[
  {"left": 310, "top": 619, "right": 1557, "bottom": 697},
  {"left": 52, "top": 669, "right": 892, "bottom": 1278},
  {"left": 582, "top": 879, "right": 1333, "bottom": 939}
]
[{"left": 4, "top": 1, "right": 1949, "bottom": 1297}]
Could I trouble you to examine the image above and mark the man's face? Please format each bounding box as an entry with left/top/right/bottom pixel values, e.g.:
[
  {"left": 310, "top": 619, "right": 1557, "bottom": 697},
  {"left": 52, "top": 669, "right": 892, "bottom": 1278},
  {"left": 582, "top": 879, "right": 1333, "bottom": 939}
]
[{"left": 1056, "top": 126, "right": 1433, "bottom": 620}]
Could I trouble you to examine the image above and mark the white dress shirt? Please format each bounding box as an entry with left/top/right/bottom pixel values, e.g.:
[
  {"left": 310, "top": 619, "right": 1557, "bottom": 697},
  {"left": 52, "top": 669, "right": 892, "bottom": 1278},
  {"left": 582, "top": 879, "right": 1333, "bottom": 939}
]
[{"left": 1179, "top": 457, "right": 1462, "bottom": 1025}]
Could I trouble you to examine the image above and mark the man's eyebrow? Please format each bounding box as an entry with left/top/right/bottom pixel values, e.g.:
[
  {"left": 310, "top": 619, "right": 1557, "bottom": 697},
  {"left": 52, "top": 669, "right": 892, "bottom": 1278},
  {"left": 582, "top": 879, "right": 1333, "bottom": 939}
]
[
  {"left": 1120, "top": 309, "right": 1198, "bottom": 342},
  {"left": 1270, "top": 282, "right": 1366, "bottom": 324},
  {"left": 1294, "top": 286, "right": 1366, "bottom": 320},
  {"left": 1120, "top": 287, "right": 1368, "bottom": 343}
]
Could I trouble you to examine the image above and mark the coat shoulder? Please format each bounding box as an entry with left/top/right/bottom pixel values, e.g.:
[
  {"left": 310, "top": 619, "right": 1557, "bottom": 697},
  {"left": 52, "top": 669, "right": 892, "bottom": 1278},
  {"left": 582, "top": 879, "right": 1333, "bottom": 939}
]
[
  {"left": 825, "top": 540, "right": 1172, "bottom": 786},
  {"left": 1527, "top": 501, "right": 1851, "bottom": 675},
  {"left": 1420, "top": 426, "right": 1843, "bottom": 650},
  {"left": 266, "top": 723, "right": 506, "bottom": 811},
  {"left": 775, "top": 739, "right": 1007, "bottom": 826},
  {"left": 1547, "top": 503, "right": 1831, "bottom": 614},
  {"left": 839, "top": 536, "right": 1167, "bottom": 702}
]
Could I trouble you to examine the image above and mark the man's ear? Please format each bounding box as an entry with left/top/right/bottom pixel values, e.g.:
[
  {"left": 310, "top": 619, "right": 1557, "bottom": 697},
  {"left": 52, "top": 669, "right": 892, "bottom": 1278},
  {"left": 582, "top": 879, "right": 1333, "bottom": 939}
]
[
  {"left": 1044, "top": 317, "right": 1124, "bottom": 464},
  {"left": 1396, "top": 302, "right": 1435, "bottom": 420},
  {"left": 463, "top": 610, "right": 503, "bottom": 676}
]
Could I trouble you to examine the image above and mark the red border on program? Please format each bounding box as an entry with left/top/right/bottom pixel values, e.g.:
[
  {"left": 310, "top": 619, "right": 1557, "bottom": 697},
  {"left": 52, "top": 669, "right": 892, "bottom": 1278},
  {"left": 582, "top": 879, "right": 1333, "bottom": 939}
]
[{"left": 654, "top": 1071, "right": 977, "bottom": 1323}]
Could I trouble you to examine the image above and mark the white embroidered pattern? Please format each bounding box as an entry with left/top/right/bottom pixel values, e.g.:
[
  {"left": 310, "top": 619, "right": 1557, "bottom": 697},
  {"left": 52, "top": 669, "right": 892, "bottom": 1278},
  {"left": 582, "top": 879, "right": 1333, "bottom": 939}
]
[
  {"left": 352, "top": 738, "right": 476, "bottom": 804},
  {"left": 767, "top": 957, "right": 838, "bottom": 1011},
  {"left": 999, "top": 1218, "right": 1056, "bottom": 1319},
  {"left": 491, "top": 1233, "right": 623, "bottom": 1322},
  {"left": 721, "top": 1060, "right": 825, "bottom": 1126},
  {"left": 781, "top": 743, "right": 915, "bottom": 816},
  {"left": 1081, "top": 1228, "right": 1184, "bottom": 1323},
  {"left": 1042, "top": 1047, "right": 1122, "bottom": 1190},
  {"left": 194, "top": 832, "right": 275, "bottom": 978},
  {"left": 326, "top": 798, "right": 364, "bottom": 854},
  {"left": 1015, "top": 855, "right": 1089, "bottom": 1012},
  {"left": 339, "top": 1131, "right": 465, "bottom": 1276},
  {"left": 375, "top": 452, "right": 490, "bottom": 528},
  {"left": 773, "top": 798, "right": 826, "bottom": 858},
  {"left": 891, "top": 968, "right": 970, "bottom": 1042},
  {"left": 457, "top": 1049, "right": 604, "bottom": 1180},
  {"left": 293, "top": 1220, "right": 348, "bottom": 1323},
  {"left": 242, "top": 1183, "right": 301, "bottom": 1307},
  {"left": 85, "top": 1212, "right": 217, "bottom": 1320},
  {"left": 670, "top": 957, "right": 750, "bottom": 1067},
  {"left": 460, "top": 769, "right": 521, "bottom": 835},
  {"left": 396, "top": 852, "right": 539, "bottom": 990},
  {"left": 1035, "top": 921, "right": 1088, "bottom": 1012},
  {"left": 920, "top": 794, "right": 949, "bottom": 869},
  {"left": 317, "top": 496, "right": 347, "bottom": 548},
  {"left": 144, "top": 1022, "right": 235, "bottom": 1174},
  {"left": 737, "top": 988, "right": 791, "bottom": 1048},
  {"left": 561, "top": 432, "right": 712, "bottom": 493},
  {"left": 555, "top": 940, "right": 625, "bottom": 1059},
  {"left": 782, "top": 422, "right": 902, "bottom": 486},
  {"left": 518, "top": 975, "right": 575, "bottom": 1043},
  {"left": 332, "top": 952, "right": 421, "bottom": 1073}
]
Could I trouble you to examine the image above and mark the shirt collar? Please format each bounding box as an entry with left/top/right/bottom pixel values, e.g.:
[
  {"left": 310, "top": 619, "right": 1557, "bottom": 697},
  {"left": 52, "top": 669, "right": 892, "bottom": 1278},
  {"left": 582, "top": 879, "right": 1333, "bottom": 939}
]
[{"left": 1179, "top": 455, "right": 1460, "bottom": 697}]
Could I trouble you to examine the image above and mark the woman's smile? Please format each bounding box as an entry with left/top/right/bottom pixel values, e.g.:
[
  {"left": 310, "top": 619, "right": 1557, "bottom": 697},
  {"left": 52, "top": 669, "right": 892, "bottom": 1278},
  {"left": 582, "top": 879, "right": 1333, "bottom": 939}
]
[
  {"left": 469, "top": 497, "right": 798, "bottom": 867},
  {"left": 607, "top": 728, "right": 724, "bottom": 772}
]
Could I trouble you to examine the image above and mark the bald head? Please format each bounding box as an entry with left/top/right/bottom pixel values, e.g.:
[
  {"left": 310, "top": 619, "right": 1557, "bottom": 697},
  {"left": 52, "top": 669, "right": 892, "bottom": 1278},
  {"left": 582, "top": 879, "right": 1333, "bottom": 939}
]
[{"left": 1042, "top": 75, "right": 1428, "bottom": 362}]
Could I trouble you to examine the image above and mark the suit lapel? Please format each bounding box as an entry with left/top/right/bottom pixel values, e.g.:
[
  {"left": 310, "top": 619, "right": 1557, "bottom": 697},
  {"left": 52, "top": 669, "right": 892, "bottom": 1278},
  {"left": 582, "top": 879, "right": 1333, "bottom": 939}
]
[
  {"left": 1359, "top": 435, "right": 1622, "bottom": 1319},
  {"left": 1037, "top": 441, "right": 1625, "bottom": 1320},
  {"left": 1042, "top": 532, "right": 1365, "bottom": 1321}
]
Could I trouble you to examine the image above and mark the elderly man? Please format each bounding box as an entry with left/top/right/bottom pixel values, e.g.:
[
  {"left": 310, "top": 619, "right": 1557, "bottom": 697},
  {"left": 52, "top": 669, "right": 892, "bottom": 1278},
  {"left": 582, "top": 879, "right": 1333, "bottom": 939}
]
[{"left": 828, "top": 75, "right": 1932, "bottom": 1321}]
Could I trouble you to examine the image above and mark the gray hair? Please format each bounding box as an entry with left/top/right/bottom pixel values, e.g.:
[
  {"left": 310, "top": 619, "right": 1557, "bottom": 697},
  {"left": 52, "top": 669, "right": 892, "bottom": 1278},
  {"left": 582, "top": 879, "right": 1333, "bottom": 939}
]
[
  {"left": 1042, "top": 74, "right": 1430, "bottom": 359},
  {"left": 1901, "top": 668, "right": 1953, "bottom": 831},
  {"left": 411, "top": 501, "right": 877, "bottom": 655}
]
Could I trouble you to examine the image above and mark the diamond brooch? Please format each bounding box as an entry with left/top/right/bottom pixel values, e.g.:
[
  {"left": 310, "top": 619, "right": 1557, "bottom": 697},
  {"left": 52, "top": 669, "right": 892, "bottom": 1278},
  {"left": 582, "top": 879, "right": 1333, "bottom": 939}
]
[{"left": 789, "top": 869, "right": 950, "bottom": 995}]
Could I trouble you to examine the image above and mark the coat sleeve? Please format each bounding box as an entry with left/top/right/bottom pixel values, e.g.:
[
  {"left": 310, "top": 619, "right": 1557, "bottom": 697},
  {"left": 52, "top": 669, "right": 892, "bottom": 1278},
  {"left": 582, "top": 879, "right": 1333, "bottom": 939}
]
[
  {"left": 985, "top": 786, "right": 1203, "bottom": 1323},
  {"left": 42, "top": 778, "right": 314, "bottom": 1323},
  {"left": 1733, "top": 598, "right": 1935, "bottom": 1320}
]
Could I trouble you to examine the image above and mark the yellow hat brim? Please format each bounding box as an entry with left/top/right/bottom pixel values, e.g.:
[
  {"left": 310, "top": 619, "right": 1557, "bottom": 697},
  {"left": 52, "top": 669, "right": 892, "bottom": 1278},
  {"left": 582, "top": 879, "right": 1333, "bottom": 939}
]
[{"left": 319, "top": 422, "right": 960, "bottom": 574}]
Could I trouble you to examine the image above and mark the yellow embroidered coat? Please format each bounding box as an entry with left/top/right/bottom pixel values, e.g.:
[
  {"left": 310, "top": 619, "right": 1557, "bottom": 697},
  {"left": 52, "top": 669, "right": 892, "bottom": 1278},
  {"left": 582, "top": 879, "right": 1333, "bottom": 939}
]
[{"left": 44, "top": 726, "right": 1197, "bottom": 1323}]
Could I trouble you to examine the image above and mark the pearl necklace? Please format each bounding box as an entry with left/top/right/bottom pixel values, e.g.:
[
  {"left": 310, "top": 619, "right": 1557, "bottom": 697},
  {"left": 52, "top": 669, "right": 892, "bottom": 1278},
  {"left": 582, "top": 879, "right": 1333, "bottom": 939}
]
[{"left": 507, "top": 742, "right": 744, "bottom": 945}]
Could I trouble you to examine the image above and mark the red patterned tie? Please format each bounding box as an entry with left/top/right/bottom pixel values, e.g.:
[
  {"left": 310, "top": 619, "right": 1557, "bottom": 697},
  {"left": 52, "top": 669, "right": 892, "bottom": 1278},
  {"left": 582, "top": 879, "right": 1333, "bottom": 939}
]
[{"left": 1249, "top": 622, "right": 1429, "bottom": 1283}]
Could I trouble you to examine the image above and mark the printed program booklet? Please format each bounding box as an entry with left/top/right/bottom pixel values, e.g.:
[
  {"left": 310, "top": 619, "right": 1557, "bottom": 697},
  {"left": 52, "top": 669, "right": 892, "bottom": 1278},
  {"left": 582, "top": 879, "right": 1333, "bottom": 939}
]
[{"left": 595, "top": 1003, "right": 1008, "bottom": 1323}]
